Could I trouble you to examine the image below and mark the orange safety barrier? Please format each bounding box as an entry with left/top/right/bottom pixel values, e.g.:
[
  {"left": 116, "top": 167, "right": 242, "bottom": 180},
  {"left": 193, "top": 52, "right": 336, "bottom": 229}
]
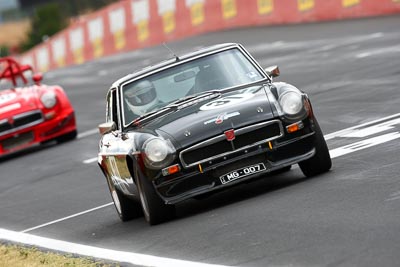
[{"left": 19, "top": 0, "right": 400, "bottom": 72}]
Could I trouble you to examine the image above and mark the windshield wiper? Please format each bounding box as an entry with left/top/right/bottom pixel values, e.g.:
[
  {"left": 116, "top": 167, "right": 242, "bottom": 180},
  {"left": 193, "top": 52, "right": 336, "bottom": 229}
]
[
  {"left": 126, "top": 105, "right": 178, "bottom": 128},
  {"left": 164, "top": 90, "right": 222, "bottom": 109}
]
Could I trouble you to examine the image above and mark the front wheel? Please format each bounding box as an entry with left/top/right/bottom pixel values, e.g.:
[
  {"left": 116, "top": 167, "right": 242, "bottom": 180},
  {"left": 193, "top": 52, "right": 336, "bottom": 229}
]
[
  {"left": 107, "top": 178, "right": 142, "bottom": 221},
  {"left": 136, "top": 175, "right": 175, "bottom": 225},
  {"left": 299, "top": 119, "right": 332, "bottom": 177},
  {"left": 56, "top": 130, "right": 77, "bottom": 143}
]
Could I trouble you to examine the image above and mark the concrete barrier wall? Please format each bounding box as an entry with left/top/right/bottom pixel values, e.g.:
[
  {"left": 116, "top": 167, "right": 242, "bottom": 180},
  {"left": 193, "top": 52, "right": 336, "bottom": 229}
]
[{"left": 20, "top": 0, "right": 400, "bottom": 72}]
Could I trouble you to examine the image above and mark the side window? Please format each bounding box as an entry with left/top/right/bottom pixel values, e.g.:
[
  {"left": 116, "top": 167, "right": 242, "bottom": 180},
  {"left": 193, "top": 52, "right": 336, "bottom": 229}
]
[{"left": 105, "top": 89, "right": 119, "bottom": 129}]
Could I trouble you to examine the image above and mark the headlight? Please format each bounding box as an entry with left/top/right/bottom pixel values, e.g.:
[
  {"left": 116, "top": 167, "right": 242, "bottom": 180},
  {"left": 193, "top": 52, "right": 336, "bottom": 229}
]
[
  {"left": 279, "top": 91, "right": 303, "bottom": 116},
  {"left": 40, "top": 91, "right": 57, "bottom": 108},
  {"left": 143, "top": 138, "right": 175, "bottom": 169}
]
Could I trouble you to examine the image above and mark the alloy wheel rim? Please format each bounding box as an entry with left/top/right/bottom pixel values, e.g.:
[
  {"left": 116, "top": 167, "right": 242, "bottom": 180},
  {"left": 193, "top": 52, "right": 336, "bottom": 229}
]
[
  {"left": 108, "top": 181, "right": 122, "bottom": 215},
  {"left": 111, "top": 190, "right": 122, "bottom": 214}
]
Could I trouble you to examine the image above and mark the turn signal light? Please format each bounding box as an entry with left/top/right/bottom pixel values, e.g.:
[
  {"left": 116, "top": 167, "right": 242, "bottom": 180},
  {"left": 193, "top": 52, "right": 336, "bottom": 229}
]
[
  {"left": 44, "top": 111, "right": 56, "bottom": 120},
  {"left": 162, "top": 164, "right": 181, "bottom": 176},
  {"left": 286, "top": 121, "right": 304, "bottom": 133}
]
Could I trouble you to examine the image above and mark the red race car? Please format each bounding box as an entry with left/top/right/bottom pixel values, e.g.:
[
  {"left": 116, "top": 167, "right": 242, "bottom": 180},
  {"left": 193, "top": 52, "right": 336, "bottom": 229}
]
[{"left": 0, "top": 57, "right": 77, "bottom": 157}]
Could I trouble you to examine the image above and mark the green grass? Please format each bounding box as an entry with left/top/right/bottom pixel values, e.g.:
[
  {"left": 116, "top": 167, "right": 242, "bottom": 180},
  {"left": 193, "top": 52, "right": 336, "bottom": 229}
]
[{"left": 0, "top": 243, "right": 120, "bottom": 267}]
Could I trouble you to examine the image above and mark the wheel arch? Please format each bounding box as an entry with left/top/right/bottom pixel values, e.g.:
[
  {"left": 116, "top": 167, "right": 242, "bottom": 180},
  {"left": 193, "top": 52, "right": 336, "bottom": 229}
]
[{"left": 126, "top": 155, "right": 136, "bottom": 183}]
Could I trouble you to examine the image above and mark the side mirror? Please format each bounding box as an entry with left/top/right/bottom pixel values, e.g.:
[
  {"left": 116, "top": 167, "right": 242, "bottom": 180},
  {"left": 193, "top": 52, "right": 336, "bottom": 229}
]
[
  {"left": 264, "top": 65, "right": 280, "bottom": 78},
  {"left": 98, "top": 121, "right": 116, "bottom": 135},
  {"left": 32, "top": 73, "right": 43, "bottom": 85}
]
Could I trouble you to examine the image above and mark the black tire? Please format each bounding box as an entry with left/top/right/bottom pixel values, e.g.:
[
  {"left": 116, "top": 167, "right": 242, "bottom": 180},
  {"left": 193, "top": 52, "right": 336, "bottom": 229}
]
[
  {"left": 299, "top": 119, "right": 332, "bottom": 177},
  {"left": 106, "top": 178, "right": 143, "bottom": 222},
  {"left": 136, "top": 174, "right": 175, "bottom": 225},
  {"left": 56, "top": 130, "right": 77, "bottom": 143}
]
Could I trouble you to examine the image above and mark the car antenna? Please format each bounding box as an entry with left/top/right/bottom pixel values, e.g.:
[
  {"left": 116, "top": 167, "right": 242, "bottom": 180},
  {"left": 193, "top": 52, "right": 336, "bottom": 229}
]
[{"left": 163, "top": 42, "right": 179, "bottom": 62}]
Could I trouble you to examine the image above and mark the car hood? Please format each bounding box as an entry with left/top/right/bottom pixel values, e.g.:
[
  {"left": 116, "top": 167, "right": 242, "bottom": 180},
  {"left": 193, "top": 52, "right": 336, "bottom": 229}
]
[
  {"left": 0, "top": 87, "right": 41, "bottom": 119},
  {"left": 140, "top": 85, "right": 276, "bottom": 149}
]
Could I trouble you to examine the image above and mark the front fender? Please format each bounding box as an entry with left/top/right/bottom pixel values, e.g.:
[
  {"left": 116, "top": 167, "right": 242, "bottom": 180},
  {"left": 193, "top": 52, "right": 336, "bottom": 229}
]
[{"left": 98, "top": 152, "right": 139, "bottom": 200}]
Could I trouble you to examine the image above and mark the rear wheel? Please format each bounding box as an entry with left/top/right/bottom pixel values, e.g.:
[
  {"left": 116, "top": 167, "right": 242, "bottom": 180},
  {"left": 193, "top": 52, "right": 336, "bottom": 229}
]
[
  {"left": 106, "top": 178, "right": 142, "bottom": 221},
  {"left": 299, "top": 119, "right": 332, "bottom": 177},
  {"left": 136, "top": 175, "right": 175, "bottom": 225}
]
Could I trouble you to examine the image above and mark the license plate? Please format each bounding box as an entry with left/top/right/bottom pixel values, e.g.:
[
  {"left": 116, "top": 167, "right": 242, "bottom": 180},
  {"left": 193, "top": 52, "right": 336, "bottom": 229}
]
[{"left": 220, "top": 163, "right": 266, "bottom": 185}]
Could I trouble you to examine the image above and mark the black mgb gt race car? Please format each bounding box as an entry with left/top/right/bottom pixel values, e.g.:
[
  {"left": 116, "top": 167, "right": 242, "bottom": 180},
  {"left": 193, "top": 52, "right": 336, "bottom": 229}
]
[{"left": 97, "top": 43, "right": 331, "bottom": 225}]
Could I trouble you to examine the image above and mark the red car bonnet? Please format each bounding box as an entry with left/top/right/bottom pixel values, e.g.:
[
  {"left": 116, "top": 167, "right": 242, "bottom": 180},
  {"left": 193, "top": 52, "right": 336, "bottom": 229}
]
[{"left": 0, "top": 87, "right": 42, "bottom": 119}]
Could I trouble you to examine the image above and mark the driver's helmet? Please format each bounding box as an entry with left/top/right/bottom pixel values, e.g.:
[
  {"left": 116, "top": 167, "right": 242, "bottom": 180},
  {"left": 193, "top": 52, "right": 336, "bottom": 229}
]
[{"left": 124, "top": 80, "right": 158, "bottom": 116}]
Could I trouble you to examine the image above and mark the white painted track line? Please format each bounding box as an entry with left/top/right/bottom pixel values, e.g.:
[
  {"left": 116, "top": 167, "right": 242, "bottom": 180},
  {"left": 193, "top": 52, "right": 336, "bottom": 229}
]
[
  {"left": 21, "top": 203, "right": 114, "bottom": 233},
  {"left": 329, "top": 132, "right": 400, "bottom": 159},
  {"left": 77, "top": 128, "right": 98, "bottom": 139},
  {"left": 83, "top": 157, "right": 98, "bottom": 164},
  {"left": 324, "top": 113, "right": 400, "bottom": 140},
  {"left": 0, "top": 228, "right": 229, "bottom": 267}
]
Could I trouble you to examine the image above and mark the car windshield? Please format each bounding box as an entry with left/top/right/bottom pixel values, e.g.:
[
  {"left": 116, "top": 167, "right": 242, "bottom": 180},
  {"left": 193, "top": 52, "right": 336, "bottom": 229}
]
[{"left": 121, "top": 48, "right": 264, "bottom": 125}]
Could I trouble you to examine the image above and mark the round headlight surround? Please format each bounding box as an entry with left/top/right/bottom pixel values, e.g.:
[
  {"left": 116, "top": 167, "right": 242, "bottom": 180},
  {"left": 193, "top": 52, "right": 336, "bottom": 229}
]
[
  {"left": 278, "top": 90, "right": 304, "bottom": 117},
  {"left": 142, "top": 137, "right": 175, "bottom": 169},
  {"left": 40, "top": 91, "right": 57, "bottom": 109}
]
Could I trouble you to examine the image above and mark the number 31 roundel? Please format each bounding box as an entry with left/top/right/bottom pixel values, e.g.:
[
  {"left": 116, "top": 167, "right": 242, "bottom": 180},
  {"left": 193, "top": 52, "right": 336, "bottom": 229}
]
[{"left": 200, "top": 93, "right": 254, "bottom": 111}]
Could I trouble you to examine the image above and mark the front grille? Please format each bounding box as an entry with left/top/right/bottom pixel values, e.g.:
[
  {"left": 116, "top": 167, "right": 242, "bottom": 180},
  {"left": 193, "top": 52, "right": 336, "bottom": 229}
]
[
  {"left": 0, "top": 110, "right": 43, "bottom": 135},
  {"left": 1, "top": 131, "right": 34, "bottom": 151},
  {"left": 234, "top": 123, "right": 281, "bottom": 147},
  {"left": 180, "top": 120, "right": 283, "bottom": 167},
  {"left": 14, "top": 111, "right": 43, "bottom": 127},
  {"left": 0, "top": 120, "right": 12, "bottom": 133}
]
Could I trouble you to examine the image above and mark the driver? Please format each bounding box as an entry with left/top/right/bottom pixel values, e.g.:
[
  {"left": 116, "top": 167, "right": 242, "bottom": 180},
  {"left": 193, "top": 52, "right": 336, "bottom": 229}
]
[{"left": 124, "top": 80, "right": 158, "bottom": 117}]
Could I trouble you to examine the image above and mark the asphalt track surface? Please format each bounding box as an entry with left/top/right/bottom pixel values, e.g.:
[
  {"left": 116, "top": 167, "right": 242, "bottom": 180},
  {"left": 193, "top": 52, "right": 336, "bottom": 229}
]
[{"left": 1, "top": 15, "right": 400, "bottom": 266}]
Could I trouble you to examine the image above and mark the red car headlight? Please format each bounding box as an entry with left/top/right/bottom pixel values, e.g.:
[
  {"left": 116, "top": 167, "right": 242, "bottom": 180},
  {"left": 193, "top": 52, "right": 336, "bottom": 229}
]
[{"left": 40, "top": 91, "right": 57, "bottom": 109}]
